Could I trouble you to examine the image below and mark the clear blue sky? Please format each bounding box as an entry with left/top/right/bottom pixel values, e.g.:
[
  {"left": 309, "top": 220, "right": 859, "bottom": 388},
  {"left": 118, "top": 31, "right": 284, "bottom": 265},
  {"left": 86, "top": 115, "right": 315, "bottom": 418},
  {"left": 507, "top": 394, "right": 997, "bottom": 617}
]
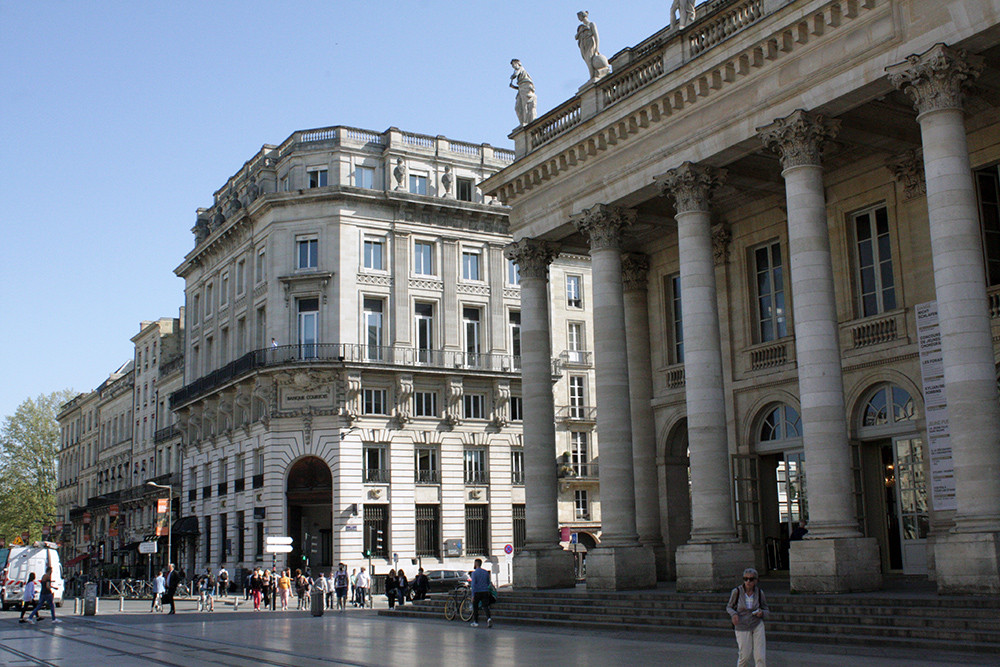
[{"left": 0, "top": 0, "right": 703, "bottom": 419}]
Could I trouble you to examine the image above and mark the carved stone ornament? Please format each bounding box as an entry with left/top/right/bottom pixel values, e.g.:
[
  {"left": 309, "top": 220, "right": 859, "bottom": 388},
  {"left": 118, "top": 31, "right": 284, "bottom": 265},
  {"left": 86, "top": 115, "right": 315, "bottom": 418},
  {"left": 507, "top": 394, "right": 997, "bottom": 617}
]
[
  {"left": 442, "top": 166, "right": 453, "bottom": 195},
  {"left": 712, "top": 223, "right": 732, "bottom": 266},
  {"left": 393, "top": 375, "right": 414, "bottom": 426},
  {"left": 393, "top": 158, "right": 406, "bottom": 191},
  {"left": 491, "top": 379, "right": 511, "bottom": 428},
  {"left": 504, "top": 239, "right": 559, "bottom": 280},
  {"left": 757, "top": 109, "right": 841, "bottom": 170},
  {"left": 621, "top": 253, "right": 650, "bottom": 292},
  {"left": 654, "top": 161, "right": 726, "bottom": 214},
  {"left": 886, "top": 43, "right": 983, "bottom": 116},
  {"left": 574, "top": 204, "right": 637, "bottom": 251},
  {"left": 886, "top": 149, "right": 926, "bottom": 200}
]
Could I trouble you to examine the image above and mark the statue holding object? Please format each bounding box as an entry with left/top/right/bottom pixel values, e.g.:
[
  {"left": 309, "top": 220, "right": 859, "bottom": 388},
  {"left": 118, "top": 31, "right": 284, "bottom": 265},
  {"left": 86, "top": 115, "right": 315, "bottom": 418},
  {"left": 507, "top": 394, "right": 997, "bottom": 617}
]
[
  {"left": 576, "top": 11, "right": 611, "bottom": 83},
  {"left": 510, "top": 59, "right": 537, "bottom": 126}
]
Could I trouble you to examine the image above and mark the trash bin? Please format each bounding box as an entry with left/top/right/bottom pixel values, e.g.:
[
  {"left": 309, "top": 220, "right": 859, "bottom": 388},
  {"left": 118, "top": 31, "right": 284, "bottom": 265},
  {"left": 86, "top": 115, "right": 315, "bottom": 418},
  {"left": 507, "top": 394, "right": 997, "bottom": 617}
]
[
  {"left": 310, "top": 590, "right": 324, "bottom": 617},
  {"left": 84, "top": 582, "right": 98, "bottom": 616}
]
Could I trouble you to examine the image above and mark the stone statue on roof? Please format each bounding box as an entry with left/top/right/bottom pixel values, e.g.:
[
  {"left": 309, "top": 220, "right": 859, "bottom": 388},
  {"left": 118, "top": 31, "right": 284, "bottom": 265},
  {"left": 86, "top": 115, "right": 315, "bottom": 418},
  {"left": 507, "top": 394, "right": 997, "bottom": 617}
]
[
  {"left": 670, "top": 0, "right": 697, "bottom": 30},
  {"left": 576, "top": 11, "right": 611, "bottom": 83},
  {"left": 510, "top": 59, "right": 537, "bottom": 126}
]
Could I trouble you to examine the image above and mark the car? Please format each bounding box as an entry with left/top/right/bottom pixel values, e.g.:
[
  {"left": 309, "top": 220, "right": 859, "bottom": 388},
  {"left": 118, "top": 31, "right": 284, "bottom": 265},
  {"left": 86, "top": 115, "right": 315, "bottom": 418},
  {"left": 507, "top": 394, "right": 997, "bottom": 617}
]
[
  {"left": 1, "top": 542, "right": 64, "bottom": 611},
  {"left": 406, "top": 569, "right": 470, "bottom": 600}
]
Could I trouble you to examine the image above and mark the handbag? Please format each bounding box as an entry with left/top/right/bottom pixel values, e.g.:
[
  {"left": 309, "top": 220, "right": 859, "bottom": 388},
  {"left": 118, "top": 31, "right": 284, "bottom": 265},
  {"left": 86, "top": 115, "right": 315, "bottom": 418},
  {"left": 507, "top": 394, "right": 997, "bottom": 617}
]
[{"left": 488, "top": 583, "right": 499, "bottom": 604}]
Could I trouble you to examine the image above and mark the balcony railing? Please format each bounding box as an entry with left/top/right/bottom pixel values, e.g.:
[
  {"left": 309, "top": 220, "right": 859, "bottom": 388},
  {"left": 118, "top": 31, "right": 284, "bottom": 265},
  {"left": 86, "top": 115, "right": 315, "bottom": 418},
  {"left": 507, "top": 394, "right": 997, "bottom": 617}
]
[
  {"left": 364, "top": 468, "right": 390, "bottom": 484},
  {"left": 415, "top": 469, "right": 439, "bottom": 484},
  {"left": 511, "top": 470, "right": 525, "bottom": 485},
  {"left": 153, "top": 425, "right": 179, "bottom": 443},
  {"left": 559, "top": 463, "right": 599, "bottom": 479},
  {"left": 556, "top": 405, "right": 597, "bottom": 422},
  {"left": 171, "top": 343, "right": 527, "bottom": 408},
  {"left": 560, "top": 350, "right": 593, "bottom": 366},
  {"left": 465, "top": 471, "right": 489, "bottom": 485}
]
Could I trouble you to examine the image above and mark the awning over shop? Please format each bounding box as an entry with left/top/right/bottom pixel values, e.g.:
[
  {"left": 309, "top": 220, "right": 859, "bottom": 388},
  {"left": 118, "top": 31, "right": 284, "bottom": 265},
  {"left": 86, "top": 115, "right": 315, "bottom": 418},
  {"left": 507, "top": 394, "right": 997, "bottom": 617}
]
[
  {"left": 115, "top": 542, "right": 140, "bottom": 554},
  {"left": 64, "top": 553, "right": 91, "bottom": 567},
  {"left": 171, "top": 516, "right": 200, "bottom": 536}
]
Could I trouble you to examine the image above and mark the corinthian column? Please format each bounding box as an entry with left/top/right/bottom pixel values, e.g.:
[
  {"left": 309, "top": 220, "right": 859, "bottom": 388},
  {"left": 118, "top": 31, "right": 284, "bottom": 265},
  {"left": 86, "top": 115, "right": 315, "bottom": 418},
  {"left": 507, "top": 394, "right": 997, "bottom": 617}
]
[
  {"left": 503, "top": 239, "right": 575, "bottom": 589},
  {"left": 759, "top": 110, "right": 880, "bottom": 592},
  {"left": 574, "top": 204, "right": 656, "bottom": 590},
  {"left": 621, "top": 253, "right": 669, "bottom": 580},
  {"left": 656, "top": 162, "right": 753, "bottom": 591},
  {"left": 888, "top": 44, "right": 1000, "bottom": 594}
]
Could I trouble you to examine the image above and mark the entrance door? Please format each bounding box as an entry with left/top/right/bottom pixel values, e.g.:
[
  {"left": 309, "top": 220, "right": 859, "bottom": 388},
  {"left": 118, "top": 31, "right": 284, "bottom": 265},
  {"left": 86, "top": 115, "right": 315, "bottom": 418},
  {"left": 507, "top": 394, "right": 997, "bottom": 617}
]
[
  {"left": 891, "top": 436, "right": 928, "bottom": 574},
  {"left": 286, "top": 457, "right": 332, "bottom": 570},
  {"left": 297, "top": 298, "right": 319, "bottom": 359},
  {"left": 732, "top": 454, "right": 763, "bottom": 568}
]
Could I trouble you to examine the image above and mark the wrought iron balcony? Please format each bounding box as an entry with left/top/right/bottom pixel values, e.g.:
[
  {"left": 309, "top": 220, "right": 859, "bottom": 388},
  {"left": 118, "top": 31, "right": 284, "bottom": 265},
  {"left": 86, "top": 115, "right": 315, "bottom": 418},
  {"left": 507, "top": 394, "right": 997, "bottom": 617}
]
[
  {"left": 153, "top": 425, "right": 179, "bottom": 443},
  {"left": 415, "top": 469, "right": 439, "bottom": 484},
  {"left": 555, "top": 405, "right": 597, "bottom": 422},
  {"left": 558, "top": 463, "right": 599, "bottom": 479},
  {"left": 559, "top": 350, "right": 593, "bottom": 366},
  {"left": 464, "top": 470, "right": 489, "bottom": 485},
  {"left": 511, "top": 470, "right": 525, "bottom": 485},
  {"left": 364, "top": 468, "right": 390, "bottom": 484}
]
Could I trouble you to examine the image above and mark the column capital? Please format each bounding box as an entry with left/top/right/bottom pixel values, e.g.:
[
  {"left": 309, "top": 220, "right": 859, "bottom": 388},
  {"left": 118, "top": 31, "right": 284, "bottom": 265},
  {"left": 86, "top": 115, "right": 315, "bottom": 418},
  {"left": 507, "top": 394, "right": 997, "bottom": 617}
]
[
  {"left": 886, "top": 43, "right": 983, "bottom": 116},
  {"left": 712, "top": 223, "right": 732, "bottom": 266},
  {"left": 503, "top": 238, "right": 559, "bottom": 279},
  {"left": 574, "top": 204, "right": 637, "bottom": 250},
  {"left": 654, "top": 161, "right": 726, "bottom": 214},
  {"left": 885, "top": 148, "right": 926, "bottom": 200},
  {"left": 621, "top": 253, "right": 650, "bottom": 292},
  {"left": 757, "top": 109, "right": 840, "bottom": 170}
]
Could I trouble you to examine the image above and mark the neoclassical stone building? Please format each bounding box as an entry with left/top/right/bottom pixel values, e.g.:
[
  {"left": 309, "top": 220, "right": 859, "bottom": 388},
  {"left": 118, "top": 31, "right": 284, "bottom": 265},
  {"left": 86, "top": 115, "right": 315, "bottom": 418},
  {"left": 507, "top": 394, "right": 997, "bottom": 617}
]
[
  {"left": 169, "top": 125, "right": 596, "bottom": 580},
  {"left": 484, "top": 0, "right": 1000, "bottom": 593}
]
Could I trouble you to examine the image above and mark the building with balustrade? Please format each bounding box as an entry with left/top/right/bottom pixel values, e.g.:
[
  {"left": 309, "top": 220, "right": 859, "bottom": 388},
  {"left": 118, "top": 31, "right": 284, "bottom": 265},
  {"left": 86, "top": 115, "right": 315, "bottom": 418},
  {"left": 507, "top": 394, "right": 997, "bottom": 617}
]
[
  {"left": 168, "top": 125, "right": 596, "bottom": 581},
  {"left": 484, "top": 0, "right": 1000, "bottom": 593}
]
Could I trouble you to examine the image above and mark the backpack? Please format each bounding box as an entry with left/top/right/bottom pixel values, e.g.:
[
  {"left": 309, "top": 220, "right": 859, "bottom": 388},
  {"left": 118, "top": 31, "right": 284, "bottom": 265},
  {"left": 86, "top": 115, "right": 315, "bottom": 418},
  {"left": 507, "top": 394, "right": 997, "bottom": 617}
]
[{"left": 334, "top": 571, "right": 348, "bottom": 588}]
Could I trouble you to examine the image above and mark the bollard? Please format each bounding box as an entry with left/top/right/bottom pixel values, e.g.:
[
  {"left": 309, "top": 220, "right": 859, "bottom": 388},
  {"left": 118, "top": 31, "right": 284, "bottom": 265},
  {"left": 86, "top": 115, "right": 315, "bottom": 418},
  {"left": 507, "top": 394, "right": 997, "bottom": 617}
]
[
  {"left": 119, "top": 596, "right": 125, "bottom": 612},
  {"left": 233, "top": 596, "right": 239, "bottom": 611},
  {"left": 84, "top": 583, "right": 98, "bottom": 616},
  {"left": 74, "top": 597, "right": 80, "bottom": 615}
]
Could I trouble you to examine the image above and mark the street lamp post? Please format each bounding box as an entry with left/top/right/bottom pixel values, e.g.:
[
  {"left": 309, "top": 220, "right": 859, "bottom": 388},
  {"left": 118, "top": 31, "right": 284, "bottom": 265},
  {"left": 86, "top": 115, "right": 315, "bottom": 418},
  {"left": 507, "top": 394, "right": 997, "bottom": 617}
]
[{"left": 146, "top": 482, "right": 172, "bottom": 569}]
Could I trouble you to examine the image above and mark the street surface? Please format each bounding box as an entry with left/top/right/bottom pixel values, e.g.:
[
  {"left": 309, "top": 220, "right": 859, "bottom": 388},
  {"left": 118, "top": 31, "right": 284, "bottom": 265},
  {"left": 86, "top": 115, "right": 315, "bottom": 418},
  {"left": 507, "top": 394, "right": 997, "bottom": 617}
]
[{"left": 0, "top": 597, "right": 993, "bottom": 666}]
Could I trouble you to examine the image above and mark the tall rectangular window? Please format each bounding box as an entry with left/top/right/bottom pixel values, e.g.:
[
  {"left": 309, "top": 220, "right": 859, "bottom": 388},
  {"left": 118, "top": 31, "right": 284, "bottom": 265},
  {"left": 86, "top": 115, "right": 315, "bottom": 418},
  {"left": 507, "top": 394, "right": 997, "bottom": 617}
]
[
  {"left": 415, "top": 302, "right": 434, "bottom": 363},
  {"left": 363, "top": 444, "right": 388, "bottom": 483},
  {"left": 511, "top": 449, "right": 524, "bottom": 485},
  {"left": 666, "top": 274, "right": 684, "bottom": 363},
  {"left": 463, "top": 393, "right": 486, "bottom": 420},
  {"left": 507, "top": 258, "right": 520, "bottom": 285},
  {"left": 256, "top": 248, "right": 266, "bottom": 284},
  {"left": 753, "top": 242, "right": 787, "bottom": 342},
  {"left": 255, "top": 519, "right": 263, "bottom": 558},
  {"left": 297, "top": 237, "right": 318, "bottom": 269},
  {"left": 509, "top": 311, "right": 521, "bottom": 359},
  {"left": 356, "top": 165, "right": 375, "bottom": 189},
  {"left": 415, "top": 505, "right": 441, "bottom": 557},
  {"left": 253, "top": 449, "right": 264, "bottom": 488},
  {"left": 853, "top": 205, "right": 895, "bottom": 317},
  {"left": 513, "top": 504, "right": 525, "bottom": 553},
  {"left": 462, "top": 250, "right": 481, "bottom": 281},
  {"left": 363, "top": 388, "right": 387, "bottom": 415},
  {"left": 415, "top": 391, "right": 437, "bottom": 417},
  {"left": 192, "top": 293, "right": 200, "bottom": 325},
  {"left": 567, "top": 322, "right": 585, "bottom": 363},
  {"left": 566, "top": 275, "right": 582, "bottom": 308},
  {"left": 205, "top": 284, "right": 213, "bottom": 316},
  {"left": 364, "top": 298, "right": 384, "bottom": 360},
  {"left": 409, "top": 173, "right": 428, "bottom": 195},
  {"left": 220, "top": 273, "right": 229, "bottom": 306},
  {"left": 977, "top": 165, "right": 1000, "bottom": 285},
  {"left": 575, "top": 490, "right": 590, "bottom": 519},
  {"left": 456, "top": 177, "right": 474, "bottom": 202},
  {"left": 308, "top": 168, "right": 328, "bottom": 188},
  {"left": 510, "top": 396, "right": 523, "bottom": 421},
  {"left": 297, "top": 298, "right": 319, "bottom": 359},
  {"left": 363, "top": 505, "right": 389, "bottom": 558},
  {"left": 236, "top": 511, "right": 245, "bottom": 562},
  {"left": 364, "top": 238, "right": 385, "bottom": 270},
  {"left": 465, "top": 505, "right": 489, "bottom": 556},
  {"left": 569, "top": 376, "right": 586, "bottom": 418},
  {"left": 236, "top": 317, "right": 246, "bottom": 356},
  {"left": 204, "top": 515, "right": 212, "bottom": 561},
  {"left": 464, "top": 448, "right": 488, "bottom": 484},
  {"left": 572, "top": 431, "right": 589, "bottom": 475},
  {"left": 463, "top": 307, "right": 481, "bottom": 366},
  {"left": 219, "top": 512, "right": 227, "bottom": 562},
  {"left": 415, "top": 447, "right": 438, "bottom": 483},
  {"left": 414, "top": 241, "right": 434, "bottom": 275},
  {"left": 255, "top": 306, "right": 266, "bottom": 349},
  {"left": 236, "top": 259, "right": 246, "bottom": 295}
]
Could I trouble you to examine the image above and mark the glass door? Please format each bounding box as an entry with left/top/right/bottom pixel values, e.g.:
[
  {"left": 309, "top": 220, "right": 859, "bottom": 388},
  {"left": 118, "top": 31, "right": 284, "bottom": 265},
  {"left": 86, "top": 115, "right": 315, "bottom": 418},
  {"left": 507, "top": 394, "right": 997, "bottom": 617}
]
[
  {"left": 297, "top": 298, "right": 318, "bottom": 359},
  {"left": 892, "top": 436, "right": 929, "bottom": 574}
]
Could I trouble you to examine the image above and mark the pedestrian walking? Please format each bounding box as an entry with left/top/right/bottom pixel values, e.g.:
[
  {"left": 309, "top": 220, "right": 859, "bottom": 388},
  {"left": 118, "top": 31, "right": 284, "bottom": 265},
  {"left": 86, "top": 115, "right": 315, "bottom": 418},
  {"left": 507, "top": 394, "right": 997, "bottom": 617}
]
[
  {"left": 333, "top": 564, "right": 349, "bottom": 611},
  {"left": 469, "top": 558, "right": 492, "bottom": 628},
  {"left": 243, "top": 568, "right": 252, "bottom": 601},
  {"left": 151, "top": 570, "right": 165, "bottom": 612},
  {"left": 349, "top": 568, "right": 358, "bottom": 607},
  {"left": 316, "top": 572, "right": 330, "bottom": 609},
  {"left": 412, "top": 568, "right": 429, "bottom": 601},
  {"left": 278, "top": 569, "right": 291, "bottom": 610},
  {"left": 384, "top": 569, "right": 398, "bottom": 610},
  {"left": 294, "top": 569, "right": 309, "bottom": 610},
  {"left": 396, "top": 570, "right": 408, "bottom": 606},
  {"left": 355, "top": 567, "right": 370, "bottom": 608},
  {"left": 726, "top": 567, "right": 769, "bottom": 667},
  {"left": 250, "top": 568, "right": 263, "bottom": 611},
  {"left": 261, "top": 568, "right": 272, "bottom": 610},
  {"left": 217, "top": 566, "right": 230, "bottom": 601},
  {"left": 18, "top": 572, "right": 37, "bottom": 623},
  {"left": 26, "top": 566, "right": 60, "bottom": 624},
  {"left": 163, "top": 563, "right": 179, "bottom": 614},
  {"left": 199, "top": 572, "right": 215, "bottom": 612}
]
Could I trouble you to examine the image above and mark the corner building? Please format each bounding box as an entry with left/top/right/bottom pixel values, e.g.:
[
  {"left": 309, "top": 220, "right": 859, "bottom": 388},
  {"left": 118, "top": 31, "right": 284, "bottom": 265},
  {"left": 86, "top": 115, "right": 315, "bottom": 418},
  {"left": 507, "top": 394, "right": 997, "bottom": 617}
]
[
  {"left": 484, "top": 0, "right": 1000, "bottom": 593},
  {"left": 171, "top": 126, "right": 595, "bottom": 581}
]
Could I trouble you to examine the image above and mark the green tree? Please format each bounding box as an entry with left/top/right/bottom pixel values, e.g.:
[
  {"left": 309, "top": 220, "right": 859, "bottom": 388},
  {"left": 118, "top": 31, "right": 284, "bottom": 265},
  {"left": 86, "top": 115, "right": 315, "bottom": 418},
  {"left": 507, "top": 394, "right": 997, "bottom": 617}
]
[{"left": 0, "top": 390, "right": 74, "bottom": 544}]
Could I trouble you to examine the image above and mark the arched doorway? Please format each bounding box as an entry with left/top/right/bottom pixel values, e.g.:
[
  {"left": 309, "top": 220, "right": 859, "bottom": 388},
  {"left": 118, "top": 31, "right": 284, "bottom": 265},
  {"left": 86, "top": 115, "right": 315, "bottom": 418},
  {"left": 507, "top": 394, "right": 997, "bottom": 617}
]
[
  {"left": 853, "top": 382, "right": 926, "bottom": 574},
  {"left": 660, "top": 418, "right": 692, "bottom": 573},
  {"left": 750, "top": 403, "right": 804, "bottom": 573},
  {"left": 286, "top": 457, "right": 333, "bottom": 571}
]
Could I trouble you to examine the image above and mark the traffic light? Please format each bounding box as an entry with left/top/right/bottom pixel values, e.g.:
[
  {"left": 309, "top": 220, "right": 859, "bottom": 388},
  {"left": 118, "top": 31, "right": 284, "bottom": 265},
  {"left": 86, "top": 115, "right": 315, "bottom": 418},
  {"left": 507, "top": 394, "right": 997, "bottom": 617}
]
[
  {"left": 376, "top": 528, "right": 384, "bottom": 554},
  {"left": 362, "top": 549, "right": 372, "bottom": 558}
]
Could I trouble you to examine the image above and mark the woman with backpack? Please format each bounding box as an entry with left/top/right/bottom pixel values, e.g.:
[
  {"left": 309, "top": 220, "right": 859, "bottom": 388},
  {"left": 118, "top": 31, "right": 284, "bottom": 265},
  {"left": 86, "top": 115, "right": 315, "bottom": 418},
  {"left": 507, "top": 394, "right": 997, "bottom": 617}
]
[{"left": 295, "top": 569, "right": 308, "bottom": 610}]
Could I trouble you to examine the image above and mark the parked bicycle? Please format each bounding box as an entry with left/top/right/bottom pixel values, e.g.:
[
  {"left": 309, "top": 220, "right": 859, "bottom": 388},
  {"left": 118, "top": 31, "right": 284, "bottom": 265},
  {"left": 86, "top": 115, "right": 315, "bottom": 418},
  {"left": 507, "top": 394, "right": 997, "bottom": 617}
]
[{"left": 443, "top": 583, "right": 473, "bottom": 622}]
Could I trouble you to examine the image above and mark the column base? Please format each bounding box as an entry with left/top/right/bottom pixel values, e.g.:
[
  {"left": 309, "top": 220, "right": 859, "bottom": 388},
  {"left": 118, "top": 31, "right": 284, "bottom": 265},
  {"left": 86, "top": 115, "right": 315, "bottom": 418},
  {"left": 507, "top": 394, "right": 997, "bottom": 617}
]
[
  {"left": 934, "top": 531, "right": 1000, "bottom": 594},
  {"left": 512, "top": 547, "right": 576, "bottom": 590},
  {"left": 676, "top": 541, "right": 755, "bottom": 592},
  {"left": 586, "top": 544, "right": 657, "bottom": 591},
  {"left": 790, "top": 537, "right": 881, "bottom": 593}
]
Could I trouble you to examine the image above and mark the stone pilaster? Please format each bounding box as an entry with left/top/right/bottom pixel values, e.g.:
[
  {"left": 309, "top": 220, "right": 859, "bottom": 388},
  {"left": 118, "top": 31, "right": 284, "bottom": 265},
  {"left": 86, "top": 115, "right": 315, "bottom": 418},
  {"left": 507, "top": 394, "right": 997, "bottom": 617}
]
[
  {"left": 888, "top": 44, "right": 1000, "bottom": 594},
  {"left": 503, "top": 239, "right": 576, "bottom": 589},
  {"left": 621, "top": 252, "right": 669, "bottom": 580},
  {"left": 759, "top": 110, "right": 881, "bottom": 593},
  {"left": 656, "top": 162, "right": 753, "bottom": 591},
  {"left": 574, "top": 204, "right": 655, "bottom": 590}
]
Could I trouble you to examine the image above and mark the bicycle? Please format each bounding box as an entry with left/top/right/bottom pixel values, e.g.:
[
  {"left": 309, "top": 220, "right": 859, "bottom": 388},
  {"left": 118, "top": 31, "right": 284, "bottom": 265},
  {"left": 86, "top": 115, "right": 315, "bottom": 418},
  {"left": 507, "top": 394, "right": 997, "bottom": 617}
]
[{"left": 443, "top": 583, "right": 473, "bottom": 622}]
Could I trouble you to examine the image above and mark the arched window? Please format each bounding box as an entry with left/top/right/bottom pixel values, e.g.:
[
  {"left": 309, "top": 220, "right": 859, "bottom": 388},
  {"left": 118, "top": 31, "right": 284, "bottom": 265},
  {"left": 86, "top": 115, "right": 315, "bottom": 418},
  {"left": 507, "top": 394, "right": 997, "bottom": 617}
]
[
  {"left": 861, "top": 383, "right": 916, "bottom": 428},
  {"left": 759, "top": 404, "right": 801, "bottom": 443}
]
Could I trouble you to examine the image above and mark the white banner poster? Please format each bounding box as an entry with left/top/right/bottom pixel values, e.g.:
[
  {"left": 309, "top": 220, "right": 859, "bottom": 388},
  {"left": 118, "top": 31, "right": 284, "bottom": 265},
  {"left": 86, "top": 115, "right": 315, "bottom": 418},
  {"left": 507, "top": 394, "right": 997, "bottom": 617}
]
[{"left": 915, "top": 301, "right": 957, "bottom": 511}]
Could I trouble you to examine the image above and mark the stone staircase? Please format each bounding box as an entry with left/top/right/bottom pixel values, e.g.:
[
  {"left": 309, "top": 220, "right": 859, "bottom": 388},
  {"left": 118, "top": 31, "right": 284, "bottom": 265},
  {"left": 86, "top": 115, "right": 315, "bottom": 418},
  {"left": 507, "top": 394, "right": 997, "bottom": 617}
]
[{"left": 384, "top": 588, "right": 1000, "bottom": 655}]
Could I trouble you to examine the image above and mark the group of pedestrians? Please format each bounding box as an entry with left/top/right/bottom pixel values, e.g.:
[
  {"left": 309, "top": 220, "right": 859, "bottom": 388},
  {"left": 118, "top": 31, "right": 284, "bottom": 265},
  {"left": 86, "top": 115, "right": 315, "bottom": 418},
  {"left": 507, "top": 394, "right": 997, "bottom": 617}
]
[
  {"left": 149, "top": 563, "right": 180, "bottom": 614},
  {"left": 18, "top": 567, "right": 60, "bottom": 625}
]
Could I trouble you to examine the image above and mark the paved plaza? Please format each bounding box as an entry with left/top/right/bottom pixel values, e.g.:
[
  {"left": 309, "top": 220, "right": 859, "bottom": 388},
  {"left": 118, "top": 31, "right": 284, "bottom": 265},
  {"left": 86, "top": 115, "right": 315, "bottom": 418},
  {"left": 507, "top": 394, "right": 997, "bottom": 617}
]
[{"left": 0, "top": 598, "right": 993, "bottom": 666}]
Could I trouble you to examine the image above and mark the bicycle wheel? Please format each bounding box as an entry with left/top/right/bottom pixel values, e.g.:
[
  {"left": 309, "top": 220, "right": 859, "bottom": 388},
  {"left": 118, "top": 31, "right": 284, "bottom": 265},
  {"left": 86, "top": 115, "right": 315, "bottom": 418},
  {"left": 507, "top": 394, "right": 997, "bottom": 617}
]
[
  {"left": 444, "top": 596, "right": 458, "bottom": 621},
  {"left": 459, "top": 597, "right": 474, "bottom": 622}
]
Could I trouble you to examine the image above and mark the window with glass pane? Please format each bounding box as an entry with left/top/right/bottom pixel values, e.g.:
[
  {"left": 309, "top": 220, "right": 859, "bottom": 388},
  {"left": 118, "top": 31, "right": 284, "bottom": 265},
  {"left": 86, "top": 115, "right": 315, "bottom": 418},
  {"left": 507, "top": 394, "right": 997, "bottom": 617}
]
[
  {"left": 853, "top": 205, "right": 895, "bottom": 317},
  {"left": 356, "top": 165, "right": 375, "bottom": 190},
  {"left": 571, "top": 431, "right": 589, "bottom": 475},
  {"left": 759, "top": 404, "right": 802, "bottom": 442},
  {"left": 567, "top": 275, "right": 582, "bottom": 308},
  {"left": 511, "top": 449, "right": 524, "bottom": 485},
  {"left": 753, "top": 241, "right": 787, "bottom": 342},
  {"left": 463, "top": 307, "right": 481, "bottom": 366},
  {"left": 363, "top": 445, "right": 388, "bottom": 483},
  {"left": 513, "top": 504, "right": 526, "bottom": 553},
  {"left": 464, "top": 449, "right": 488, "bottom": 484},
  {"left": 463, "top": 393, "right": 486, "bottom": 419},
  {"left": 415, "top": 505, "right": 440, "bottom": 557},
  {"left": 507, "top": 258, "right": 520, "bottom": 285},
  {"left": 465, "top": 505, "right": 489, "bottom": 555},
  {"left": 509, "top": 311, "right": 521, "bottom": 358},
  {"left": 862, "top": 384, "right": 916, "bottom": 427},
  {"left": 414, "top": 391, "right": 437, "bottom": 417},
  {"left": 363, "top": 388, "right": 387, "bottom": 415},
  {"left": 976, "top": 166, "right": 1000, "bottom": 285},
  {"left": 510, "top": 396, "right": 523, "bottom": 421},
  {"left": 409, "top": 174, "right": 428, "bottom": 195},
  {"left": 297, "top": 298, "right": 319, "bottom": 359},
  {"left": 414, "top": 242, "right": 434, "bottom": 275},
  {"left": 574, "top": 489, "right": 590, "bottom": 519},
  {"left": 667, "top": 274, "right": 684, "bottom": 363},
  {"left": 256, "top": 249, "right": 266, "bottom": 283},
  {"left": 297, "top": 238, "right": 318, "bottom": 269},
  {"left": 236, "top": 259, "right": 246, "bottom": 294},
  {"left": 415, "top": 447, "right": 438, "bottom": 483},
  {"left": 364, "top": 238, "right": 385, "bottom": 270},
  {"left": 363, "top": 505, "right": 389, "bottom": 557},
  {"left": 456, "top": 178, "right": 474, "bottom": 202},
  {"left": 569, "top": 376, "right": 586, "bottom": 418},
  {"left": 462, "top": 251, "right": 481, "bottom": 280},
  {"left": 364, "top": 298, "right": 384, "bottom": 360},
  {"left": 894, "top": 438, "right": 929, "bottom": 540},
  {"left": 567, "top": 322, "right": 585, "bottom": 363},
  {"left": 308, "top": 169, "right": 328, "bottom": 188},
  {"left": 415, "top": 302, "right": 433, "bottom": 363},
  {"left": 205, "top": 284, "right": 213, "bottom": 316},
  {"left": 220, "top": 273, "right": 229, "bottom": 305}
]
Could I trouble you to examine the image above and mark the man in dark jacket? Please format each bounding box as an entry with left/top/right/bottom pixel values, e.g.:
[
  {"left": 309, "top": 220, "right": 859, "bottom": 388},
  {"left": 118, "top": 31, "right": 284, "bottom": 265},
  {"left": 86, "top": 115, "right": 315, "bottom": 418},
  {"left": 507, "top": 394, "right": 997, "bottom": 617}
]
[
  {"left": 163, "top": 563, "right": 180, "bottom": 614},
  {"left": 412, "top": 568, "right": 429, "bottom": 601}
]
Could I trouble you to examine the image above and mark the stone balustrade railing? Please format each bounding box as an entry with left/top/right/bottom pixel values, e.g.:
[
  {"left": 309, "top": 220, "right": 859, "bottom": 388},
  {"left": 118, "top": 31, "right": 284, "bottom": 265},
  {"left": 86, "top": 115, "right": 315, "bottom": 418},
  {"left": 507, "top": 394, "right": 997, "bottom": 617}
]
[
  {"left": 689, "top": 0, "right": 764, "bottom": 57},
  {"left": 848, "top": 311, "right": 900, "bottom": 349},
  {"left": 529, "top": 99, "right": 582, "bottom": 149},
  {"left": 749, "top": 340, "right": 789, "bottom": 370},
  {"left": 666, "top": 363, "right": 686, "bottom": 389},
  {"left": 988, "top": 285, "right": 1000, "bottom": 319},
  {"left": 602, "top": 50, "right": 667, "bottom": 106}
]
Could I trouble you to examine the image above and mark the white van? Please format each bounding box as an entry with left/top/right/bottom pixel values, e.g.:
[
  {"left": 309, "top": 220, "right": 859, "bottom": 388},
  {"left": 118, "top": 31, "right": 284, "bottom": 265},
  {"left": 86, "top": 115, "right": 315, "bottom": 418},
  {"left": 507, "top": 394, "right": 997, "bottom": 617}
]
[{"left": 0, "top": 542, "right": 63, "bottom": 610}]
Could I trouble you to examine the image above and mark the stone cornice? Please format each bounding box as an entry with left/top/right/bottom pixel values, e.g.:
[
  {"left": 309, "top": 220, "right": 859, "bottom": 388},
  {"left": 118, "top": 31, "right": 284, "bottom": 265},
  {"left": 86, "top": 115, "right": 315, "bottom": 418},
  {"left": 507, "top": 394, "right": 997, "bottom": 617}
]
[
  {"left": 654, "top": 161, "right": 726, "bottom": 213},
  {"left": 886, "top": 43, "right": 984, "bottom": 117},
  {"left": 757, "top": 109, "right": 840, "bottom": 169},
  {"left": 504, "top": 239, "right": 560, "bottom": 279}
]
